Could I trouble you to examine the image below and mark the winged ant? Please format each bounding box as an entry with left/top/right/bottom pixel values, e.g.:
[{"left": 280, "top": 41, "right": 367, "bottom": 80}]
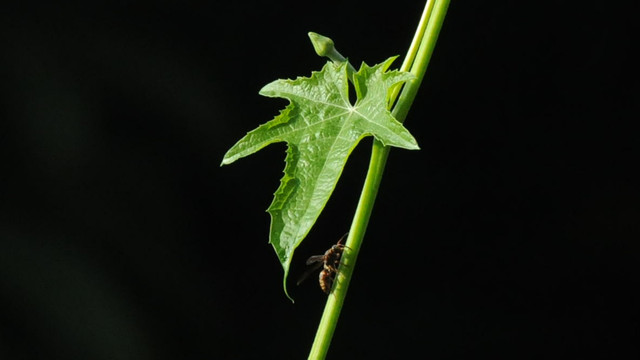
[{"left": 297, "top": 233, "right": 349, "bottom": 294}]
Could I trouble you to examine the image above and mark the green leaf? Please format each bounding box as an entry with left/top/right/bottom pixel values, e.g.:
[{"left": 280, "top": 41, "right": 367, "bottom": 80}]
[{"left": 221, "top": 57, "right": 418, "bottom": 299}]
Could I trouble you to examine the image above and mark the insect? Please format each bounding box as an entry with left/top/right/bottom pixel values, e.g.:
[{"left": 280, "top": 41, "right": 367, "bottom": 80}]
[{"left": 297, "top": 233, "right": 349, "bottom": 294}]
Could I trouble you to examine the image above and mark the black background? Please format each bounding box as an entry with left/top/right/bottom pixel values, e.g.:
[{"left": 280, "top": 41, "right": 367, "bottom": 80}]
[{"left": 1, "top": 1, "right": 638, "bottom": 359}]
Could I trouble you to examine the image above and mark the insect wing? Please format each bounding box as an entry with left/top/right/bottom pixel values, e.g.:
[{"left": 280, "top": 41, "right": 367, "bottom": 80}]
[
  {"left": 305, "top": 254, "right": 325, "bottom": 265},
  {"left": 296, "top": 260, "right": 323, "bottom": 286}
]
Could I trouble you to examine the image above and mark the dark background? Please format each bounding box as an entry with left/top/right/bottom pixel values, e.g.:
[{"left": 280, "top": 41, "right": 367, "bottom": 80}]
[{"left": 1, "top": 1, "right": 637, "bottom": 359}]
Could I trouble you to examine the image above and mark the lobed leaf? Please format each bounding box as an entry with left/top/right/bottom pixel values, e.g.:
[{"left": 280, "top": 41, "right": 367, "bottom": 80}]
[{"left": 222, "top": 57, "right": 418, "bottom": 299}]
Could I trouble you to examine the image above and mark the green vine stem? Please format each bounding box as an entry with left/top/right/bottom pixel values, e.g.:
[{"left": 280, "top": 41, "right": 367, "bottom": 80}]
[{"left": 307, "top": 1, "right": 450, "bottom": 359}]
